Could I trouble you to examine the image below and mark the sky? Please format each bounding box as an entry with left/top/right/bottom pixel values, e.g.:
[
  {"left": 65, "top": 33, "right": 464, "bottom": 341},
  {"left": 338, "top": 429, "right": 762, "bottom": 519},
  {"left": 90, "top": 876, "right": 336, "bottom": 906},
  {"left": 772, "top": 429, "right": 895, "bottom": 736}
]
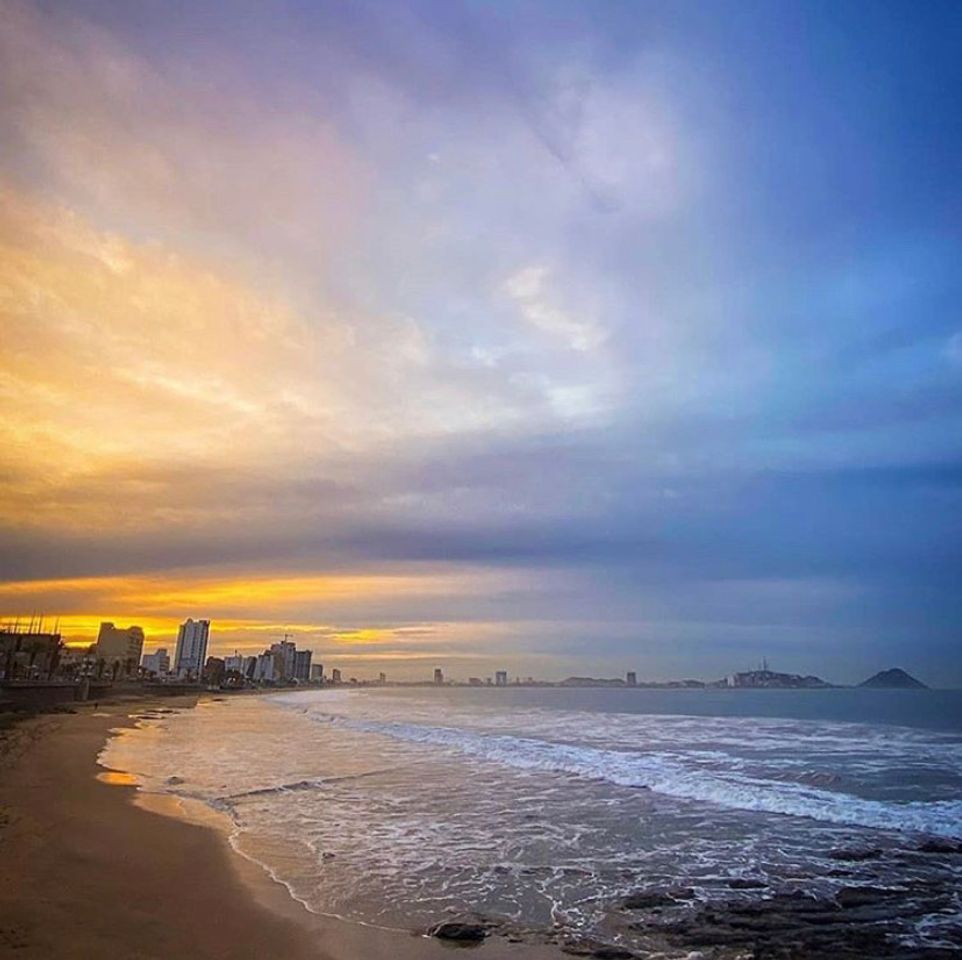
[{"left": 1, "top": 0, "right": 960, "bottom": 684}]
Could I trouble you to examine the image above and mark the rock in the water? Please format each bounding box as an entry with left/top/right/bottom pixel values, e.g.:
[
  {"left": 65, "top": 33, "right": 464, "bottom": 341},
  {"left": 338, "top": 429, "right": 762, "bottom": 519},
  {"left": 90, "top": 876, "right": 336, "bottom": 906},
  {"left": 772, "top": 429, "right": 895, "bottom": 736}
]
[
  {"left": 562, "top": 939, "right": 634, "bottom": 958},
  {"left": 828, "top": 846, "right": 883, "bottom": 862},
  {"left": 726, "top": 877, "right": 767, "bottom": 889},
  {"left": 836, "top": 886, "right": 900, "bottom": 908},
  {"left": 917, "top": 838, "right": 962, "bottom": 854},
  {"left": 622, "top": 887, "right": 694, "bottom": 909},
  {"left": 429, "top": 921, "right": 488, "bottom": 942}
]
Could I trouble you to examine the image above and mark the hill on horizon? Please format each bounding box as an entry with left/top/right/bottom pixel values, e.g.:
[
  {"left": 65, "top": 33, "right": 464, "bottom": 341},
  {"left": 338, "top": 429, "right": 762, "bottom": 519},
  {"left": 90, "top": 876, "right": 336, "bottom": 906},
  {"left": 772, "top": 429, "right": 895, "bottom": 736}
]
[{"left": 859, "top": 668, "right": 928, "bottom": 689}]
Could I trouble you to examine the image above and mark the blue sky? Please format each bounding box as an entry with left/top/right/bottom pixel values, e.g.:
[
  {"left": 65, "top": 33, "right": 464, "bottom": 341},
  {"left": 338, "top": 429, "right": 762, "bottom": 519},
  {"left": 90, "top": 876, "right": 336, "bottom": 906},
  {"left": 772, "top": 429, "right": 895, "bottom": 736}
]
[{"left": 0, "top": 0, "right": 960, "bottom": 682}]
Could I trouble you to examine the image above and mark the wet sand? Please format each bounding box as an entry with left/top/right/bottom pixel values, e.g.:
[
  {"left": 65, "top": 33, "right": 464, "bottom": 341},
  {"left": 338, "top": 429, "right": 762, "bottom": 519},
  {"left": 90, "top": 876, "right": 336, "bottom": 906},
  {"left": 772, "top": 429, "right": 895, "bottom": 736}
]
[{"left": 0, "top": 700, "right": 566, "bottom": 960}]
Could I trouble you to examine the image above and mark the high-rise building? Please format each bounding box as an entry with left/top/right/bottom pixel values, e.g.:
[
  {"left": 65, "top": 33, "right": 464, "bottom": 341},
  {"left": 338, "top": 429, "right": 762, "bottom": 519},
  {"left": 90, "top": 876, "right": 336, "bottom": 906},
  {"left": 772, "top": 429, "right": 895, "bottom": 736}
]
[
  {"left": 270, "top": 640, "right": 297, "bottom": 681},
  {"left": 223, "top": 652, "right": 245, "bottom": 674},
  {"left": 495, "top": 670, "right": 508, "bottom": 687},
  {"left": 433, "top": 667, "right": 444, "bottom": 685},
  {"left": 141, "top": 648, "right": 170, "bottom": 676},
  {"left": 331, "top": 667, "right": 342, "bottom": 684},
  {"left": 96, "top": 622, "right": 145, "bottom": 677},
  {"left": 253, "top": 651, "right": 277, "bottom": 682},
  {"left": 626, "top": 671, "right": 637, "bottom": 687},
  {"left": 293, "top": 648, "right": 312, "bottom": 682},
  {"left": 173, "top": 618, "right": 210, "bottom": 680},
  {"left": 310, "top": 663, "right": 324, "bottom": 682}
]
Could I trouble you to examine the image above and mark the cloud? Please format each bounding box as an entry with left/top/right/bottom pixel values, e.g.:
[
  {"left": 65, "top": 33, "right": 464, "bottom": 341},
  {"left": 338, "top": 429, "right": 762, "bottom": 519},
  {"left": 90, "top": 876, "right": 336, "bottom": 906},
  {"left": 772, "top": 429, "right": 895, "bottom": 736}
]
[
  {"left": 504, "top": 265, "right": 605, "bottom": 352},
  {"left": 0, "top": 0, "right": 960, "bottom": 682}
]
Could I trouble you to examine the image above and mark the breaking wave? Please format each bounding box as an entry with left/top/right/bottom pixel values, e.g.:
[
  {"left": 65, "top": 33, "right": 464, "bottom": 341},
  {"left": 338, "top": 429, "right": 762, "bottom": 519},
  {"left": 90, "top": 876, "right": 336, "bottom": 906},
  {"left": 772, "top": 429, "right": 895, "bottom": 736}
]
[{"left": 322, "top": 714, "right": 962, "bottom": 838}]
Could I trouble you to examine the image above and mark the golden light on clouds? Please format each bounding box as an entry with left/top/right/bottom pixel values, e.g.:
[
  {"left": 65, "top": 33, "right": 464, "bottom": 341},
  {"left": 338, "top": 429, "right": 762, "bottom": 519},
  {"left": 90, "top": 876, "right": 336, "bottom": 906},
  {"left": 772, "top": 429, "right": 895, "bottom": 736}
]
[{"left": 0, "top": 567, "right": 531, "bottom": 656}]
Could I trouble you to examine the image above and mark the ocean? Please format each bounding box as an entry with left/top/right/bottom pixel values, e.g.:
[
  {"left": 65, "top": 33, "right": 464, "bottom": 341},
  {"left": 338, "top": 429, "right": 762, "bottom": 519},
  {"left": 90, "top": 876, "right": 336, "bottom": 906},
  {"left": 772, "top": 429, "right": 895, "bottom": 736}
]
[{"left": 100, "top": 686, "right": 962, "bottom": 952}]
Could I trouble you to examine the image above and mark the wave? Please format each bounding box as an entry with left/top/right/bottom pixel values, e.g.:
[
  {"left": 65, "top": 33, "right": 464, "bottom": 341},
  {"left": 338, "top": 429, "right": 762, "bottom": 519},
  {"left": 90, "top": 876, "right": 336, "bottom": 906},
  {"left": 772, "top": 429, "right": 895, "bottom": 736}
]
[
  {"left": 320, "top": 714, "right": 962, "bottom": 839},
  {"left": 221, "top": 768, "right": 395, "bottom": 803}
]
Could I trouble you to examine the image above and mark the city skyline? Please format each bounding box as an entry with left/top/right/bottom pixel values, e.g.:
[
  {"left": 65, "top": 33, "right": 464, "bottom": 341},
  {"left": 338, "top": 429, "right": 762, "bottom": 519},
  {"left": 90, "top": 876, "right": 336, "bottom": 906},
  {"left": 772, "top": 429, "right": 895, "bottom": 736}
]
[{"left": 1, "top": 1, "right": 960, "bottom": 684}]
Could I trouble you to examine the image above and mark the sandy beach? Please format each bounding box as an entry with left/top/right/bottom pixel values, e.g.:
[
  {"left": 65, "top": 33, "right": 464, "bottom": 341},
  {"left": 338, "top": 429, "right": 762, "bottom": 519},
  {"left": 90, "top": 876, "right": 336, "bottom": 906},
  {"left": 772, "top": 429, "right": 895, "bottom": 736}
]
[{"left": 0, "top": 698, "right": 567, "bottom": 960}]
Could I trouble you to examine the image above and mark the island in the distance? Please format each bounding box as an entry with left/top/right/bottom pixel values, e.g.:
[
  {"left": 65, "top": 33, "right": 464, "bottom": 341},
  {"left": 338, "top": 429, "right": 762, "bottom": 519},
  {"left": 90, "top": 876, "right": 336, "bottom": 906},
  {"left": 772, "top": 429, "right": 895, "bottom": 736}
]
[
  {"left": 859, "top": 667, "right": 928, "bottom": 689},
  {"left": 554, "top": 666, "right": 932, "bottom": 690}
]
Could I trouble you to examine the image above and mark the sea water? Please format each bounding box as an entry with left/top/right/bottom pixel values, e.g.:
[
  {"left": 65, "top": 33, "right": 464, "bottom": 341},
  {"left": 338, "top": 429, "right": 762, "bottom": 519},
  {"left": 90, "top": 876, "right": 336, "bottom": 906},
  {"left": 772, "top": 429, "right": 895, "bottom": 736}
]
[{"left": 100, "top": 687, "right": 962, "bottom": 945}]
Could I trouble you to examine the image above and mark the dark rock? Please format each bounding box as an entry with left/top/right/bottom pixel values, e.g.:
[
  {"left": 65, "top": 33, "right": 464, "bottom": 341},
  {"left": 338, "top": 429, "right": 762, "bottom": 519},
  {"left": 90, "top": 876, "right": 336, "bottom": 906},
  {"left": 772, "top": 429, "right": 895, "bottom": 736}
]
[
  {"left": 828, "top": 847, "right": 883, "bottom": 862},
  {"left": 561, "top": 940, "right": 634, "bottom": 958},
  {"left": 622, "top": 886, "right": 694, "bottom": 909},
  {"left": 561, "top": 941, "right": 596, "bottom": 956},
  {"left": 429, "top": 921, "right": 488, "bottom": 942},
  {"left": 836, "top": 886, "right": 900, "bottom": 908},
  {"left": 917, "top": 838, "right": 962, "bottom": 854},
  {"left": 638, "top": 879, "right": 962, "bottom": 960},
  {"left": 727, "top": 877, "right": 768, "bottom": 889},
  {"left": 622, "top": 891, "right": 675, "bottom": 909}
]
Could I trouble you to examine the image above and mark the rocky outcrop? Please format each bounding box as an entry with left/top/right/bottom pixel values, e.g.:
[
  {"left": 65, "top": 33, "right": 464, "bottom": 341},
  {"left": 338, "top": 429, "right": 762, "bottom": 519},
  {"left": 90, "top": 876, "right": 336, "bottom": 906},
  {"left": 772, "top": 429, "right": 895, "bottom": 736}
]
[
  {"left": 726, "top": 877, "right": 768, "bottom": 889},
  {"left": 917, "top": 837, "right": 962, "bottom": 854},
  {"left": 428, "top": 920, "right": 489, "bottom": 942},
  {"left": 622, "top": 886, "right": 696, "bottom": 910},
  {"left": 827, "top": 846, "right": 883, "bottom": 861},
  {"left": 633, "top": 885, "right": 960, "bottom": 959}
]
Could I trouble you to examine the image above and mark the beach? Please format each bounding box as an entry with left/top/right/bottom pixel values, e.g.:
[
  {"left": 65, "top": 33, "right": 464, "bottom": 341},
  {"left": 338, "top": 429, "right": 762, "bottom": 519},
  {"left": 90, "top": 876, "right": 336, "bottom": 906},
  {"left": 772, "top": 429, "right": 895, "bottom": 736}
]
[
  {"left": 0, "top": 699, "right": 564, "bottom": 960},
  {"left": 4, "top": 690, "right": 961, "bottom": 960}
]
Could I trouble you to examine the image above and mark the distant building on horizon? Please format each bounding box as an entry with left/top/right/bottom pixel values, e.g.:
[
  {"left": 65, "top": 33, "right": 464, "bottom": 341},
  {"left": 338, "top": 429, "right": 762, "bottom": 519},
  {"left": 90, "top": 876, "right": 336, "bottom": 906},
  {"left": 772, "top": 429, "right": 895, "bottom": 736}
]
[
  {"left": 311, "top": 663, "right": 324, "bottom": 682},
  {"left": 203, "top": 656, "right": 226, "bottom": 686},
  {"left": 223, "top": 652, "right": 245, "bottom": 674},
  {"left": 270, "top": 639, "right": 297, "bottom": 681},
  {"left": 293, "top": 648, "right": 312, "bottom": 682},
  {"left": 173, "top": 618, "right": 210, "bottom": 680},
  {"left": 495, "top": 670, "right": 508, "bottom": 687},
  {"left": 378, "top": 671, "right": 386, "bottom": 684},
  {"left": 96, "top": 622, "right": 145, "bottom": 678},
  {"left": 433, "top": 667, "right": 444, "bottom": 685},
  {"left": 141, "top": 647, "right": 170, "bottom": 677},
  {"left": 626, "top": 671, "right": 637, "bottom": 687},
  {"left": 253, "top": 650, "right": 278, "bottom": 682},
  {"left": 331, "top": 667, "right": 342, "bottom": 684}
]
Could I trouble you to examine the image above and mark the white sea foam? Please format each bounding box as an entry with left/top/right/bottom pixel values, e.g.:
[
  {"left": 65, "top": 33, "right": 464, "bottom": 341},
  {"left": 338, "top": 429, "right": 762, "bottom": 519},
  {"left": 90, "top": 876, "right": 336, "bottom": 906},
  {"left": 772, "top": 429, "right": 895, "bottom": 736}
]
[
  {"left": 316, "top": 713, "right": 962, "bottom": 838},
  {"left": 102, "top": 689, "right": 962, "bottom": 942}
]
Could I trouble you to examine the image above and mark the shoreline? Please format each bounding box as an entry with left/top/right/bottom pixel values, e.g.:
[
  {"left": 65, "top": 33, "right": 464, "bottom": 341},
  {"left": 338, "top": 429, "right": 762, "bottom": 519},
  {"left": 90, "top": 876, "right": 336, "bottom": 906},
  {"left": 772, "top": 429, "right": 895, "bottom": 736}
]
[
  {"left": 4, "top": 694, "right": 959, "bottom": 959},
  {"left": 0, "top": 696, "right": 565, "bottom": 960}
]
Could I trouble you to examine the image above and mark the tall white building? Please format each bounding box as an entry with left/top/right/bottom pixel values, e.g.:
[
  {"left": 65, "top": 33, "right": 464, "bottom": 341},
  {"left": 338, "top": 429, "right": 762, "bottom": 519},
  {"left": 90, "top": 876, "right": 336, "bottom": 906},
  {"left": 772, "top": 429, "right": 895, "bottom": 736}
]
[
  {"left": 173, "top": 618, "right": 210, "bottom": 680},
  {"left": 253, "top": 651, "right": 278, "bottom": 682},
  {"left": 223, "top": 652, "right": 245, "bottom": 674}
]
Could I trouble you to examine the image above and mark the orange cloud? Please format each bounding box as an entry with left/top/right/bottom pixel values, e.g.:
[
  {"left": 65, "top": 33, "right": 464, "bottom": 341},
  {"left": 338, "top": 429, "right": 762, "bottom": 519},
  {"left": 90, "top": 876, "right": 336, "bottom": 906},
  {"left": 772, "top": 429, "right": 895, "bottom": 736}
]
[{"left": 0, "top": 567, "right": 528, "bottom": 654}]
